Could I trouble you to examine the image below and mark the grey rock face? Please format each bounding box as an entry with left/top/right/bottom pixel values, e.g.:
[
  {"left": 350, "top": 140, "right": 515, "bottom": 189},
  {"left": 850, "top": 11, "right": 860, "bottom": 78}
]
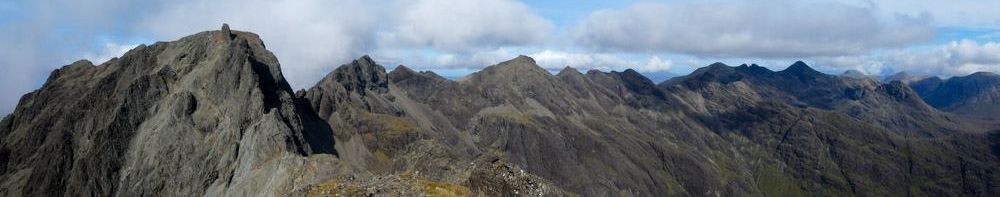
[{"left": 0, "top": 25, "right": 338, "bottom": 196}]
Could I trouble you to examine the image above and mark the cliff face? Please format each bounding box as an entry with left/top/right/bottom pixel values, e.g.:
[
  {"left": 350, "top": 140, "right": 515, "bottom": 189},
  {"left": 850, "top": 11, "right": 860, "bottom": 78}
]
[
  {"left": 0, "top": 25, "right": 342, "bottom": 196},
  {"left": 657, "top": 63, "right": 995, "bottom": 195},
  {"left": 1, "top": 26, "right": 997, "bottom": 196}
]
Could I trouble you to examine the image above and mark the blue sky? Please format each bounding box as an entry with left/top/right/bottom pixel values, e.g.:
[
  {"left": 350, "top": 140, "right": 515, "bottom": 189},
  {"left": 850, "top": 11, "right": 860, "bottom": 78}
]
[{"left": 2, "top": 0, "right": 1000, "bottom": 114}]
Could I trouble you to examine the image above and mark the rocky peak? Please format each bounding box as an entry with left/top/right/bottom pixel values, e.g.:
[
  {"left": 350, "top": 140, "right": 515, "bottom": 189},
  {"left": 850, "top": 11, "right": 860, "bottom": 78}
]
[
  {"left": 69, "top": 59, "right": 94, "bottom": 67},
  {"left": 736, "top": 63, "right": 774, "bottom": 76},
  {"left": 221, "top": 23, "right": 231, "bottom": 35},
  {"left": 556, "top": 67, "right": 590, "bottom": 91},
  {"left": 781, "top": 61, "right": 821, "bottom": 75},
  {"left": 388, "top": 65, "right": 447, "bottom": 83},
  {"left": 680, "top": 62, "right": 742, "bottom": 85},
  {"left": 330, "top": 55, "right": 389, "bottom": 94},
  {"left": 213, "top": 23, "right": 237, "bottom": 42},
  {"left": 968, "top": 71, "right": 1000, "bottom": 79},
  {"left": 556, "top": 66, "right": 582, "bottom": 77},
  {"left": 697, "top": 62, "right": 735, "bottom": 73},
  {"left": 390, "top": 64, "right": 415, "bottom": 74},
  {"left": 615, "top": 69, "right": 665, "bottom": 99},
  {"left": 915, "top": 71, "right": 1000, "bottom": 113},
  {"left": 510, "top": 55, "right": 536, "bottom": 64},
  {"left": 884, "top": 71, "right": 909, "bottom": 80},
  {"left": 480, "top": 55, "right": 548, "bottom": 75},
  {"left": 619, "top": 69, "right": 649, "bottom": 81},
  {"left": 702, "top": 62, "right": 730, "bottom": 71},
  {"left": 880, "top": 81, "right": 934, "bottom": 111},
  {"left": 707, "top": 62, "right": 727, "bottom": 67},
  {"left": 842, "top": 69, "right": 869, "bottom": 79},
  {"left": 0, "top": 24, "right": 337, "bottom": 196},
  {"left": 388, "top": 65, "right": 419, "bottom": 82},
  {"left": 48, "top": 59, "right": 96, "bottom": 80},
  {"left": 466, "top": 55, "right": 555, "bottom": 86},
  {"left": 303, "top": 55, "right": 402, "bottom": 121},
  {"left": 909, "top": 76, "right": 943, "bottom": 96}
]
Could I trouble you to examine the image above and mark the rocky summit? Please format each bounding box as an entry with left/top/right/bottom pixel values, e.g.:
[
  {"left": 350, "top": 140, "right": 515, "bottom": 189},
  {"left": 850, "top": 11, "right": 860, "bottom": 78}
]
[{"left": 1, "top": 26, "right": 998, "bottom": 196}]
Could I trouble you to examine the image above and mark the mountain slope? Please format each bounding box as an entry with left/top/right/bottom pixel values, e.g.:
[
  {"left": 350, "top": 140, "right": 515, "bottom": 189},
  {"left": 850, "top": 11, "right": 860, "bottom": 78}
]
[
  {"left": 299, "top": 55, "right": 569, "bottom": 196},
  {"left": 0, "top": 25, "right": 343, "bottom": 196},
  {"left": 388, "top": 58, "right": 997, "bottom": 195},
  {"left": 0, "top": 27, "right": 997, "bottom": 196},
  {"left": 662, "top": 62, "right": 957, "bottom": 135},
  {"left": 911, "top": 72, "right": 1000, "bottom": 130},
  {"left": 658, "top": 62, "right": 996, "bottom": 195},
  {"left": 914, "top": 72, "right": 1000, "bottom": 113}
]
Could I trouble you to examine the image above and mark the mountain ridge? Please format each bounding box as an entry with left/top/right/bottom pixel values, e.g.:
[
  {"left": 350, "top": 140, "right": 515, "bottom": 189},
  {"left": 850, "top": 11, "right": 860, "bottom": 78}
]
[{"left": 1, "top": 26, "right": 997, "bottom": 196}]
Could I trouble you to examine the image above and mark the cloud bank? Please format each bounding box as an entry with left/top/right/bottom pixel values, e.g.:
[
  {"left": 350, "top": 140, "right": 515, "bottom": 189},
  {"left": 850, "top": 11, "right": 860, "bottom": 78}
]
[
  {"left": 881, "top": 39, "right": 1000, "bottom": 75},
  {"left": 572, "top": 0, "right": 935, "bottom": 58},
  {"left": 140, "top": 0, "right": 551, "bottom": 89},
  {"left": 3, "top": 0, "right": 1000, "bottom": 114}
]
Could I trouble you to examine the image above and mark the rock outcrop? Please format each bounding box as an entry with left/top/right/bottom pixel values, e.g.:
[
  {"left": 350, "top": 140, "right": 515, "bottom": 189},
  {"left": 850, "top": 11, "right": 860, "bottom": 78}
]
[{"left": 0, "top": 24, "right": 344, "bottom": 196}]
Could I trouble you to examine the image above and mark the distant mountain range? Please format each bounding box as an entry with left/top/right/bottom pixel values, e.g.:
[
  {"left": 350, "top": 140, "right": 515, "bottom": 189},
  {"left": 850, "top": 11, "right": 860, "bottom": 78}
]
[
  {"left": 1, "top": 25, "right": 997, "bottom": 196},
  {"left": 882, "top": 71, "right": 935, "bottom": 84},
  {"left": 910, "top": 72, "right": 1000, "bottom": 122}
]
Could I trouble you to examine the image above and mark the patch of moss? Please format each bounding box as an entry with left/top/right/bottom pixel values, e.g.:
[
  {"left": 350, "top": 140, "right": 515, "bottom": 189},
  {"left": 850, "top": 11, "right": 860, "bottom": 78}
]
[
  {"left": 708, "top": 151, "right": 739, "bottom": 182},
  {"left": 418, "top": 179, "right": 470, "bottom": 197},
  {"left": 755, "top": 164, "right": 805, "bottom": 197},
  {"left": 360, "top": 112, "right": 420, "bottom": 136},
  {"left": 305, "top": 180, "right": 338, "bottom": 197},
  {"left": 374, "top": 150, "right": 392, "bottom": 164},
  {"left": 358, "top": 112, "right": 424, "bottom": 155},
  {"left": 486, "top": 110, "right": 534, "bottom": 125}
]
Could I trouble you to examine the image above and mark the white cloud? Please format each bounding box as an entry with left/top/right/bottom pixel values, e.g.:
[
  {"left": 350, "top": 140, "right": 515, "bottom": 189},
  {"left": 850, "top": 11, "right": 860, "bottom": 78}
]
[
  {"left": 81, "top": 42, "right": 140, "bottom": 65},
  {"left": 881, "top": 39, "right": 1000, "bottom": 76},
  {"left": 141, "top": 0, "right": 551, "bottom": 89},
  {"left": 0, "top": 0, "right": 153, "bottom": 114},
  {"left": 638, "top": 56, "right": 673, "bottom": 73},
  {"left": 382, "top": 0, "right": 552, "bottom": 51},
  {"left": 861, "top": 0, "right": 1000, "bottom": 28},
  {"left": 0, "top": 0, "right": 554, "bottom": 113},
  {"left": 571, "top": 0, "right": 934, "bottom": 58},
  {"left": 530, "top": 50, "right": 622, "bottom": 70},
  {"left": 141, "top": 0, "right": 383, "bottom": 89},
  {"left": 372, "top": 47, "right": 517, "bottom": 70},
  {"left": 5, "top": 0, "right": 1000, "bottom": 114},
  {"left": 529, "top": 50, "right": 672, "bottom": 72},
  {"left": 812, "top": 55, "right": 886, "bottom": 75},
  {"left": 805, "top": 39, "right": 1000, "bottom": 76}
]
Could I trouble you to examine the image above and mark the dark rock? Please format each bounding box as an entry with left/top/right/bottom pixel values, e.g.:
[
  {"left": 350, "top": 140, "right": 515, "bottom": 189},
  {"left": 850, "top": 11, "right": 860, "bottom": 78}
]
[
  {"left": 912, "top": 72, "right": 1000, "bottom": 127},
  {"left": 0, "top": 25, "right": 338, "bottom": 196},
  {"left": 844, "top": 87, "right": 866, "bottom": 100}
]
